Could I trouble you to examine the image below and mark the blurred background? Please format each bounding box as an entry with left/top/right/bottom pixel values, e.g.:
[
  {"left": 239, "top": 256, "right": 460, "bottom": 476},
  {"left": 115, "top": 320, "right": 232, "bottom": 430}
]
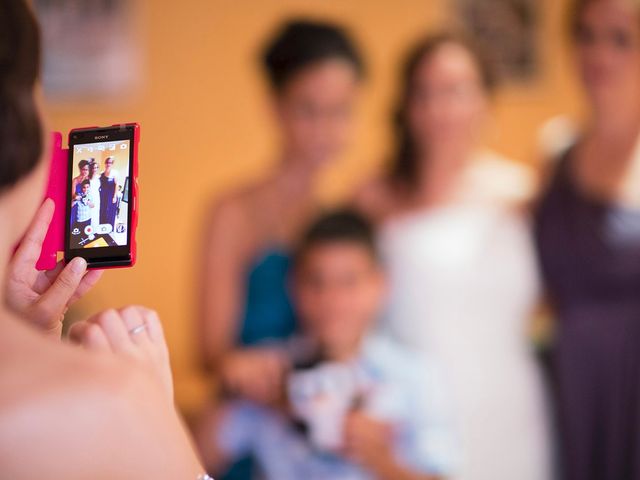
[{"left": 37, "top": 0, "right": 584, "bottom": 417}]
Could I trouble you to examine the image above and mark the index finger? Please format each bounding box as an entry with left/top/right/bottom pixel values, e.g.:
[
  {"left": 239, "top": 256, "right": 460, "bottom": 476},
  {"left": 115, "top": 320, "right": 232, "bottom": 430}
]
[{"left": 12, "top": 199, "right": 55, "bottom": 271}]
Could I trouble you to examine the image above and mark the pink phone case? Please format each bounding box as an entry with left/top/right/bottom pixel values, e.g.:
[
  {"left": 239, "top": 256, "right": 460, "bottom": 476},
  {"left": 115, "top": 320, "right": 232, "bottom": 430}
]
[{"left": 36, "top": 132, "right": 68, "bottom": 271}]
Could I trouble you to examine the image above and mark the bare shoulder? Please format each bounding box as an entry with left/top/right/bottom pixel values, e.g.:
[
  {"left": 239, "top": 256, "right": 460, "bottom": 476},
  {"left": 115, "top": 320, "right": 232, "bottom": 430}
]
[
  {"left": 206, "top": 189, "right": 252, "bottom": 232},
  {"left": 0, "top": 337, "right": 198, "bottom": 479},
  {"left": 472, "top": 151, "right": 539, "bottom": 205},
  {"left": 202, "top": 191, "right": 255, "bottom": 260},
  {"left": 204, "top": 176, "right": 275, "bottom": 234}
]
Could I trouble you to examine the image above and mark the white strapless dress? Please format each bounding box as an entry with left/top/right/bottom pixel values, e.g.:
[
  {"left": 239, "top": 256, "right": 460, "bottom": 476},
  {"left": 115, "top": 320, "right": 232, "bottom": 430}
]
[{"left": 379, "top": 165, "right": 552, "bottom": 480}]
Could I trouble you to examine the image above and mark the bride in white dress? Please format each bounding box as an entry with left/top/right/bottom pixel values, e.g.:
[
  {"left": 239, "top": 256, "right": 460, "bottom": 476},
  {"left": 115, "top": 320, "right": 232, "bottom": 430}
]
[{"left": 355, "top": 34, "right": 551, "bottom": 480}]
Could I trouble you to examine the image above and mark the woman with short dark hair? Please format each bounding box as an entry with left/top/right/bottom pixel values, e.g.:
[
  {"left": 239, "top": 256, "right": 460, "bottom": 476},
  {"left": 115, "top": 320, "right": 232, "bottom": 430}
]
[
  {"left": 197, "top": 18, "right": 365, "bottom": 411},
  {"left": 195, "top": 20, "right": 365, "bottom": 478}
]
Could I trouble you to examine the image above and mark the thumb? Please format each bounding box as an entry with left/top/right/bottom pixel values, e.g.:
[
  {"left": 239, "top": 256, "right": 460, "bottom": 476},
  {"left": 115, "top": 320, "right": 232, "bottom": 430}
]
[{"left": 32, "top": 257, "right": 88, "bottom": 326}]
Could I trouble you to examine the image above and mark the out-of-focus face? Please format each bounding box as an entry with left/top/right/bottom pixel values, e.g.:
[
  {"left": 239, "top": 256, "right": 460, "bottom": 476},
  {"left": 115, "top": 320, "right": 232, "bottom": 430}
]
[
  {"left": 82, "top": 183, "right": 90, "bottom": 194},
  {"left": 80, "top": 165, "right": 89, "bottom": 177},
  {"left": 90, "top": 163, "right": 99, "bottom": 176},
  {"left": 294, "top": 243, "right": 385, "bottom": 360},
  {"left": 407, "top": 42, "right": 489, "bottom": 155},
  {"left": 574, "top": 0, "right": 640, "bottom": 110},
  {"left": 275, "top": 59, "right": 360, "bottom": 167}
]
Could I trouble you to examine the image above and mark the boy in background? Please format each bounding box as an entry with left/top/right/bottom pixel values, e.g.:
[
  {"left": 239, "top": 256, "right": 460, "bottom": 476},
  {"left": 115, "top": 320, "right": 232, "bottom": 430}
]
[{"left": 197, "top": 210, "right": 458, "bottom": 480}]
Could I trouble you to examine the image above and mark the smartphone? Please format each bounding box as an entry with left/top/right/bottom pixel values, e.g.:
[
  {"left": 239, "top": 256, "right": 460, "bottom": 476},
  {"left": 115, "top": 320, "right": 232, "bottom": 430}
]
[{"left": 64, "top": 124, "right": 139, "bottom": 268}]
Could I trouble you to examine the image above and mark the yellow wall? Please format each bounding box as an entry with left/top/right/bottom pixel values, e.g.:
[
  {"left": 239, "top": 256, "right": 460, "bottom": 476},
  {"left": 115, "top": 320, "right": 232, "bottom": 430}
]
[{"left": 45, "top": 0, "right": 584, "bottom": 415}]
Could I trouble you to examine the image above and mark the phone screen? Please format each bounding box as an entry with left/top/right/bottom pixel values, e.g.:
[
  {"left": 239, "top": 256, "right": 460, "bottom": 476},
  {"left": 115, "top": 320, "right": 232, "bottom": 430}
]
[{"left": 65, "top": 125, "right": 136, "bottom": 267}]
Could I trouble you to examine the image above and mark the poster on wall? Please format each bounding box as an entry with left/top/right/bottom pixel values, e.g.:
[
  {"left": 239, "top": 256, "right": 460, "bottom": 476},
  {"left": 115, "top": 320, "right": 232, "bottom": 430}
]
[
  {"left": 457, "top": 0, "right": 539, "bottom": 83},
  {"left": 34, "top": 0, "right": 143, "bottom": 101}
]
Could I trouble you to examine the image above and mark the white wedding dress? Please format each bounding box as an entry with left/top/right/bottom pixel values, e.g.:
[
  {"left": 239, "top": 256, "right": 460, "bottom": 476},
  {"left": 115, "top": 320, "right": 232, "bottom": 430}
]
[{"left": 378, "top": 153, "right": 551, "bottom": 480}]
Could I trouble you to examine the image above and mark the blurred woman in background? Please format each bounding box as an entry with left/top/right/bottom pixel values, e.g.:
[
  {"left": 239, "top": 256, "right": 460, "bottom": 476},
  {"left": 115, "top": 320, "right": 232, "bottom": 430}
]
[
  {"left": 70, "top": 159, "right": 90, "bottom": 229},
  {"left": 355, "top": 33, "right": 551, "bottom": 480},
  {"left": 535, "top": 1, "right": 640, "bottom": 478},
  {"left": 71, "top": 159, "right": 90, "bottom": 197},
  {"left": 197, "top": 19, "right": 364, "bottom": 479}
]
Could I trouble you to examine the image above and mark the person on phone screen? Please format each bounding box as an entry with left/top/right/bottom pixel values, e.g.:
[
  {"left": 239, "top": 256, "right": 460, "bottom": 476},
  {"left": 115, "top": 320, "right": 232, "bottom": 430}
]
[
  {"left": 71, "top": 159, "right": 90, "bottom": 199},
  {"left": 72, "top": 179, "right": 94, "bottom": 245},
  {"left": 0, "top": 2, "right": 210, "bottom": 478},
  {"left": 70, "top": 159, "right": 90, "bottom": 231},
  {"left": 99, "top": 156, "right": 119, "bottom": 228}
]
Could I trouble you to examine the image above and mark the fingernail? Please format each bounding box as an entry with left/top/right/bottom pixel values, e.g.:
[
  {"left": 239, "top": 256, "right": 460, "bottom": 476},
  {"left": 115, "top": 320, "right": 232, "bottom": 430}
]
[{"left": 70, "top": 257, "right": 87, "bottom": 273}]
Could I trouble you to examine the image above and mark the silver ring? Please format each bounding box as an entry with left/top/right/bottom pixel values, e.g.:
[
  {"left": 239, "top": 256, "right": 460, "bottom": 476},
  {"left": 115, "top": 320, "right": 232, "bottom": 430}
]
[{"left": 128, "top": 323, "right": 147, "bottom": 336}]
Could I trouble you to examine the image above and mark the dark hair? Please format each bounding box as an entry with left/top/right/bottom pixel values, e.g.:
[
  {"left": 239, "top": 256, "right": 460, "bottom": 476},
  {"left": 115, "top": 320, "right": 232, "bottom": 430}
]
[
  {"left": 567, "top": 0, "right": 640, "bottom": 39},
  {"left": 261, "top": 19, "right": 365, "bottom": 92},
  {"left": 78, "top": 159, "right": 90, "bottom": 169},
  {"left": 294, "top": 209, "right": 378, "bottom": 266},
  {"left": 0, "top": 0, "right": 43, "bottom": 194},
  {"left": 568, "top": 0, "right": 592, "bottom": 38},
  {"left": 388, "top": 32, "right": 496, "bottom": 189},
  {"left": 81, "top": 179, "right": 90, "bottom": 187}
]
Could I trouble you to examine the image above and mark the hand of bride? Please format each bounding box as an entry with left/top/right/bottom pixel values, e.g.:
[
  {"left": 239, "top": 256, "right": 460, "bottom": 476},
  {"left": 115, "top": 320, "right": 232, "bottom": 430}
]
[
  {"left": 6, "top": 199, "right": 103, "bottom": 337},
  {"left": 69, "top": 306, "right": 174, "bottom": 401}
]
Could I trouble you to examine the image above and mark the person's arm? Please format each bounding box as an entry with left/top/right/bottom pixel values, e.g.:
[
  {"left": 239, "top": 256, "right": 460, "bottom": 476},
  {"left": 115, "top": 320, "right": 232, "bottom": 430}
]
[
  {"left": 6, "top": 199, "right": 103, "bottom": 337},
  {"left": 194, "top": 402, "right": 260, "bottom": 475},
  {"left": 0, "top": 366, "right": 205, "bottom": 480},
  {"left": 68, "top": 307, "right": 205, "bottom": 478},
  {"left": 369, "top": 458, "right": 440, "bottom": 480},
  {"left": 343, "top": 411, "right": 442, "bottom": 480},
  {"left": 0, "top": 307, "right": 206, "bottom": 480},
  {"left": 71, "top": 177, "right": 78, "bottom": 200},
  {"left": 198, "top": 198, "right": 249, "bottom": 370},
  {"left": 198, "top": 197, "right": 290, "bottom": 404},
  {"left": 112, "top": 171, "right": 119, "bottom": 203}
]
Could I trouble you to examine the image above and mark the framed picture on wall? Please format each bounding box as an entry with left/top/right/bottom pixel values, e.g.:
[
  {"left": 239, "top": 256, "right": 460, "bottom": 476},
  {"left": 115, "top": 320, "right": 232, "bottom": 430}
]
[
  {"left": 33, "top": 0, "right": 143, "bottom": 101},
  {"left": 457, "top": 0, "right": 539, "bottom": 83}
]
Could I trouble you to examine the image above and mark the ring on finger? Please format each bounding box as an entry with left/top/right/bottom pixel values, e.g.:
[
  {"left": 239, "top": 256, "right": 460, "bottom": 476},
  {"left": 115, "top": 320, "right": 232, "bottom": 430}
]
[{"left": 128, "top": 323, "right": 147, "bottom": 336}]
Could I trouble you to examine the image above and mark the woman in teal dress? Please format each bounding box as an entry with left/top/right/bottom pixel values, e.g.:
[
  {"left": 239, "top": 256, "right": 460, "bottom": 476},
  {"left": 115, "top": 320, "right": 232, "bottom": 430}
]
[{"left": 195, "top": 19, "right": 365, "bottom": 479}]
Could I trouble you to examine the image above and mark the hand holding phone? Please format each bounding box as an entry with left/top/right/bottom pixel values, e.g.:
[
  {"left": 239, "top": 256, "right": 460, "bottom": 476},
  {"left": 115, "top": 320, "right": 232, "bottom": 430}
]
[{"left": 8, "top": 200, "right": 103, "bottom": 337}]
